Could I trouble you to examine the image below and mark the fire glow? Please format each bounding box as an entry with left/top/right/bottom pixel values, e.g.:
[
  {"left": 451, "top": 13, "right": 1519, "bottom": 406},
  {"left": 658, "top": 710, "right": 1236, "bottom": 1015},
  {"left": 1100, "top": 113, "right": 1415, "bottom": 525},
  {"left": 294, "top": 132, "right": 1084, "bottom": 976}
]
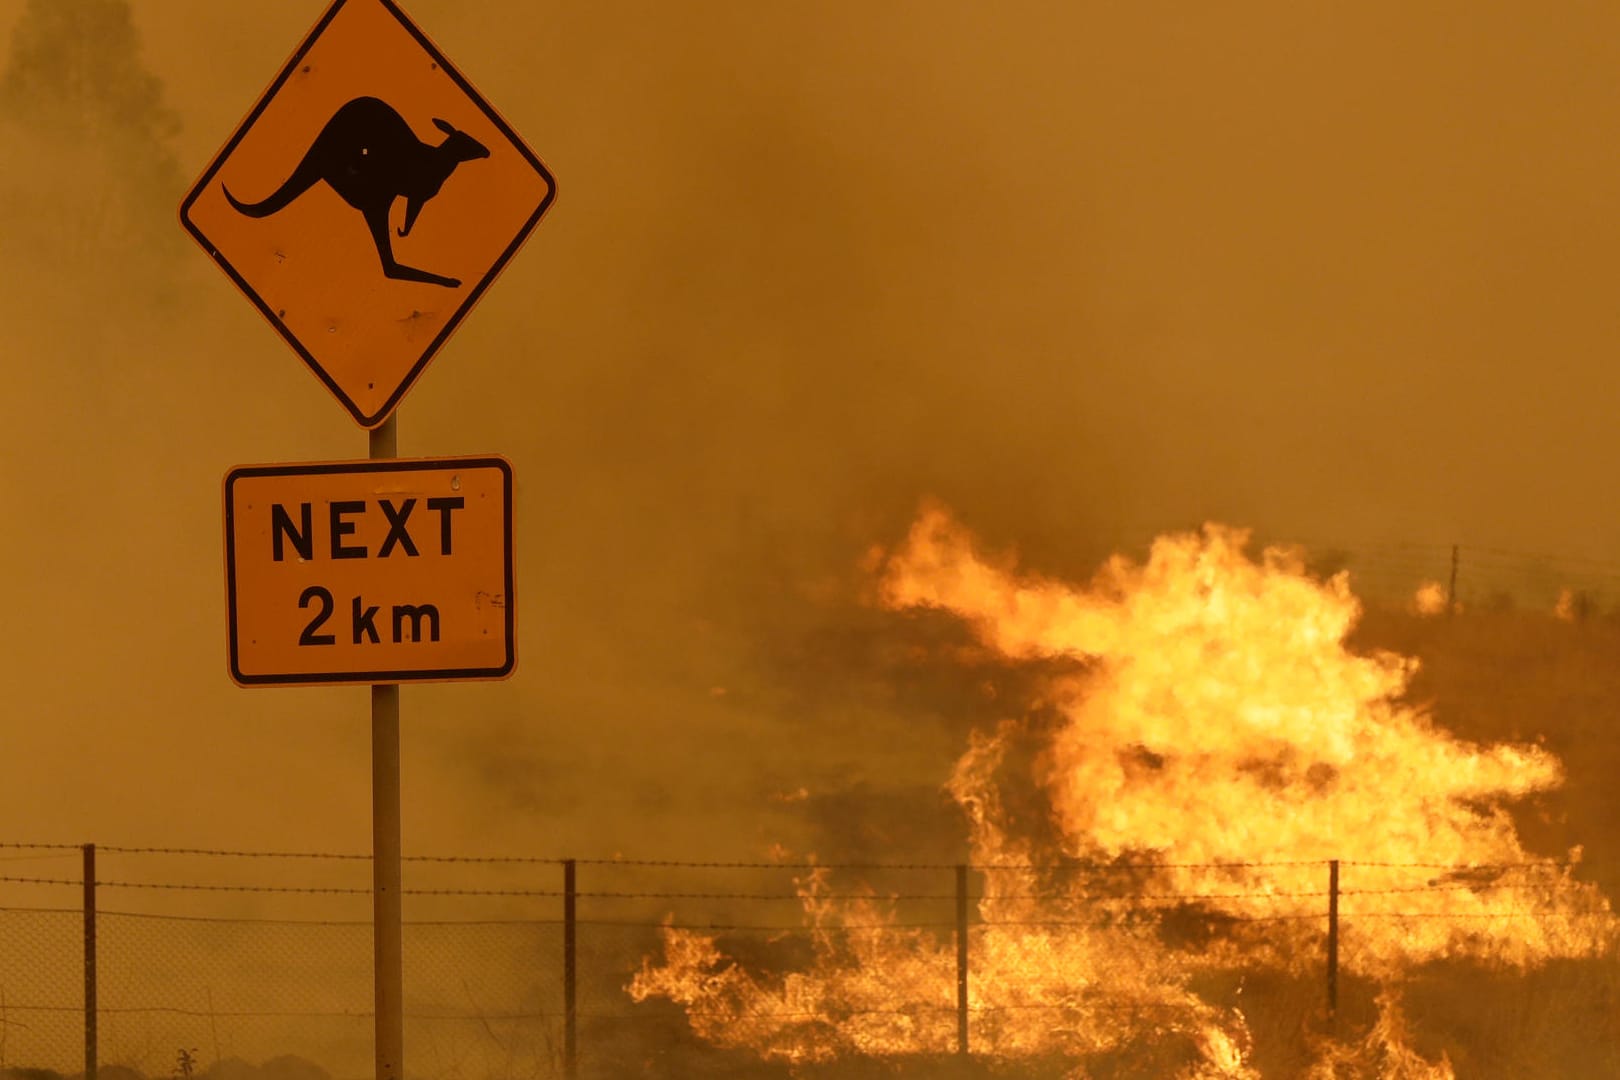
[{"left": 630, "top": 507, "right": 1615, "bottom": 1075}]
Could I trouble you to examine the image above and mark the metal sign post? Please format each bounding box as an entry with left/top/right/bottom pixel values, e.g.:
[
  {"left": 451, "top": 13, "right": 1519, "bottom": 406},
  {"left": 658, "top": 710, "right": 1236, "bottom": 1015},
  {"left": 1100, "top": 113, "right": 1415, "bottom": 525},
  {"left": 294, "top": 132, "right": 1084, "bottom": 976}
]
[
  {"left": 183, "top": 3, "right": 554, "bottom": 1076},
  {"left": 370, "top": 416, "right": 403, "bottom": 1080}
]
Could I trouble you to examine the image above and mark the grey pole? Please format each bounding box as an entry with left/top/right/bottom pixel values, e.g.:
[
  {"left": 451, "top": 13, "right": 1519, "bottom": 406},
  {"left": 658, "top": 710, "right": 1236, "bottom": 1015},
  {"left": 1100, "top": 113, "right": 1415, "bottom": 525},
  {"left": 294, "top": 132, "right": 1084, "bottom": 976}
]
[{"left": 371, "top": 415, "right": 404, "bottom": 1080}]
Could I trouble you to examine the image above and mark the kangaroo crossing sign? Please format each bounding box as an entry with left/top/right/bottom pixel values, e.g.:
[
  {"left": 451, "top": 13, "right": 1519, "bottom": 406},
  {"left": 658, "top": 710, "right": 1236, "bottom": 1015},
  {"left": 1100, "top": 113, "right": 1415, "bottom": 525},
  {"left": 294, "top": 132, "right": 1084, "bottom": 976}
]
[
  {"left": 224, "top": 457, "right": 515, "bottom": 685},
  {"left": 180, "top": 0, "right": 555, "bottom": 428}
]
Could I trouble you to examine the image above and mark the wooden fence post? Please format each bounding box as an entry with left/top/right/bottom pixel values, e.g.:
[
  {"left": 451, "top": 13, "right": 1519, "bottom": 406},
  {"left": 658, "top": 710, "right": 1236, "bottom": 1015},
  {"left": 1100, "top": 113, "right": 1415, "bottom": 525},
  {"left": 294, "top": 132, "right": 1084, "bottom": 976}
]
[
  {"left": 564, "top": 859, "right": 577, "bottom": 1079},
  {"left": 955, "top": 864, "right": 969, "bottom": 1056},
  {"left": 83, "top": 843, "right": 96, "bottom": 1080},
  {"left": 1326, "top": 859, "right": 1339, "bottom": 1022}
]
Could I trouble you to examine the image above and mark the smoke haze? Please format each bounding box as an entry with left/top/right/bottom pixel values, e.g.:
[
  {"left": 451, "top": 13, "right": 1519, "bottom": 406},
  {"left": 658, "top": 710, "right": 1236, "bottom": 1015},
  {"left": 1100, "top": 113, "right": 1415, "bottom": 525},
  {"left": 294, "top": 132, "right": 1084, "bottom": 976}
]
[{"left": 2, "top": 0, "right": 1619, "bottom": 875}]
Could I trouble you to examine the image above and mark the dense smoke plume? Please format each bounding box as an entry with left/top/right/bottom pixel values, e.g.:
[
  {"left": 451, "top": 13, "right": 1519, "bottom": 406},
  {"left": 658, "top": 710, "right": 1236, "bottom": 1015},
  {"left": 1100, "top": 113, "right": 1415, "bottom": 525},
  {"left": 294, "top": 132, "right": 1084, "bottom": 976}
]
[{"left": 2, "top": 8, "right": 1620, "bottom": 1075}]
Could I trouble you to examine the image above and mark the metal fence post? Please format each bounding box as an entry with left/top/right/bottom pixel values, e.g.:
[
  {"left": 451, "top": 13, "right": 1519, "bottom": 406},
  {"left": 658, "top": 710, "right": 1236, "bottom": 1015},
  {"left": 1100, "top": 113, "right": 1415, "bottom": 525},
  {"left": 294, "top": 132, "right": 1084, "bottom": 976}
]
[
  {"left": 564, "top": 859, "right": 576, "bottom": 1079},
  {"left": 955, "top": 863, "right": 969, "bottom": 1056},
  {"left": 1326, "top": 859, "right": 1339, "bottom": 1022},
  {"left": 82, "top": 843, "right": 96, "bottom": 1080}
]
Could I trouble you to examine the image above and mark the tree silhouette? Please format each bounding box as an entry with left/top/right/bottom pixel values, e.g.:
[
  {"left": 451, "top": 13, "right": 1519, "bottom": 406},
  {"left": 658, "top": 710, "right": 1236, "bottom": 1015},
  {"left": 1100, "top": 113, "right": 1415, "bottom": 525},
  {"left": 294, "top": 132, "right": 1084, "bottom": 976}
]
[{"left": 0, "top": 0, "right": 184, "bottom": 305}]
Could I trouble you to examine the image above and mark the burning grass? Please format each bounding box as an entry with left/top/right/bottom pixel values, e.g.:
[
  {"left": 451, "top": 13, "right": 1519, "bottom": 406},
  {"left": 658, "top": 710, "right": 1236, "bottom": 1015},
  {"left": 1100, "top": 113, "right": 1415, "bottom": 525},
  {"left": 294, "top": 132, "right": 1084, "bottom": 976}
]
[{"left": 630, "top": 507, "right": 1619, "bottom": 1077}]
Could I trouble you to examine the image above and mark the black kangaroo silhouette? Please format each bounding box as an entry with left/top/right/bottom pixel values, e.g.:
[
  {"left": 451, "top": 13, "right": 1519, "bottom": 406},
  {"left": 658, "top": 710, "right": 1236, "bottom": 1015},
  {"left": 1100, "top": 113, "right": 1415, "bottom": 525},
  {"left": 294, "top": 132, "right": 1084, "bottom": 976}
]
[{"left": 223, "top": 96, "right": 490, "bottom": 288}]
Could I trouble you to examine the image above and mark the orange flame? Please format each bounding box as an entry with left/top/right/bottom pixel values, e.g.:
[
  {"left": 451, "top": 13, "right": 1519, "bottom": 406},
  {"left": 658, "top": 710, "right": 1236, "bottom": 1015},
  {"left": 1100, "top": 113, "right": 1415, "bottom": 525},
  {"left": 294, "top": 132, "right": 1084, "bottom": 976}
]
[
  {"left": 631, "top": 507, "right": 1614, "bottom": 1071},
  {"left": 1412, "top": 581, "right": 1447, "bottom": 616},
  {"left": 1304, "top": 990, "right": 1455, "bottom": 1079}
]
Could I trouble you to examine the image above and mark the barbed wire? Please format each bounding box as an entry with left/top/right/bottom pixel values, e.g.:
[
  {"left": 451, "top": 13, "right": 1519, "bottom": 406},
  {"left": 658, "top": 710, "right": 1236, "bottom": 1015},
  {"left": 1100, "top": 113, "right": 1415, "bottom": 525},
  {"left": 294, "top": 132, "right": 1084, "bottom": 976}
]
[
  {"left": 1282, "top": 536, "right": 1620, "bottom": 572},
  {"left": 973, "top": 913, "right": 1326, "bottom": 925},
  {"left": 1, "top": 877, "right": 1597, "bottom": 901},
  {"left": 96, "top": 845, "right": 376, "bottom": 860},
  {"left": 1341, "top": 910, "right": 1609, "bottom": 919},
  {"left": 668, "top": 1001, "right": 1204, "bottom": 1019},
  {"left": 0, "top": 844, "right": 1597, "bottom": 874},
  {"left": 0, "top": 906, "right": 569, "bottom": 928},
  {"left": 575, "top": 858, "right": 959, "bottom": 870},
  {"left": 6, "top": 906, "right": 1592, "bottom": 931},
  {"left": 1339, "top": 883, "right": 1589, "bottom": 896},
  {"left": 11, "top": 909, "right": 1577, "bottom": 931},
  {"left": 111, "top": 883, "right": 1602, "bottom": 900},
  {"left": 0, "top": 853, "right": 78, "bottom": 864},
  {"left": 1463, "top": 545, "right": 1620, "bottom": 570},
  {"left": 0, "top": 1001, "right": 1206, "bottom": 1022},
  {"left": 89, "top": 880, "right": 374, "bottom": 895},
  {"left": 1341, "top": 860, "right": 1583, "bottom": 870},
  {"left": 0, "top": 910, "right": 1168, "bottom": 933},
  {"left": 0, "top": 842, "right": 82, "bottom": 851},
  {"left": 0, "top": 847, "right": 1332, "bottom": 871}
]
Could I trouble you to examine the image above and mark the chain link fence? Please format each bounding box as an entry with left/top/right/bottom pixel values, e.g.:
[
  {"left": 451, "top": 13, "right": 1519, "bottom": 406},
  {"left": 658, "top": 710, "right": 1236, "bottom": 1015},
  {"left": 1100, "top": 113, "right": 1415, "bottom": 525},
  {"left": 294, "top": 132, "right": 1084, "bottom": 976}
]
[{"left": 2, "top": 846, "right": 1615, "bottom": 1079}]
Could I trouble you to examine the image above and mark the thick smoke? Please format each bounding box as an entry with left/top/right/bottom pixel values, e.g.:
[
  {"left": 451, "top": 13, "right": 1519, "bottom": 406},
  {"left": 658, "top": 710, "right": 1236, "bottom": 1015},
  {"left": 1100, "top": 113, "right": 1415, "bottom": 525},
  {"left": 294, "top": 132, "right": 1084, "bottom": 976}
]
[{"left": 2, "top": 11, "right": 1620, "bottom": 1066}]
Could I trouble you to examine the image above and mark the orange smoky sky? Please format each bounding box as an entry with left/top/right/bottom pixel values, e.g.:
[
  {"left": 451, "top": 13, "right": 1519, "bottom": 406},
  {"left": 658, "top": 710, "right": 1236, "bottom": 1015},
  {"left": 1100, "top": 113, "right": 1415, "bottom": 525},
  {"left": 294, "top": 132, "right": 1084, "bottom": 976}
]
[{"left": 1, "top": 0, "right": 1619, "bottom": 864}]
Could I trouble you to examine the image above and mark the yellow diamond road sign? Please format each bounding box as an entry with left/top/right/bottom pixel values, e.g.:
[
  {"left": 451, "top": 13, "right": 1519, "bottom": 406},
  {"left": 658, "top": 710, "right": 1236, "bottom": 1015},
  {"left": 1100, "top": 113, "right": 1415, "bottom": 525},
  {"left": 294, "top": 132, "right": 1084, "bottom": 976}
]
[
  {"left": 181, "top": 0, "right": 555, "bottom": 428},
  {"left": 224, "top": 457, "right": 515, "bottom": 686}
]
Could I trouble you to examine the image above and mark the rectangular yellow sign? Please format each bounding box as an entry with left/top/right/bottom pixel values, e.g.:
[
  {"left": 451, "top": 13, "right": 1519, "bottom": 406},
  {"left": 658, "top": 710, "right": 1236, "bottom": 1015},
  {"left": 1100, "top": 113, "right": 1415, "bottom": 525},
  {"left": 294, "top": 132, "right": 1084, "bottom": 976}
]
[{"left": 224, "top": 457, "right": 514, "bottom": 685}]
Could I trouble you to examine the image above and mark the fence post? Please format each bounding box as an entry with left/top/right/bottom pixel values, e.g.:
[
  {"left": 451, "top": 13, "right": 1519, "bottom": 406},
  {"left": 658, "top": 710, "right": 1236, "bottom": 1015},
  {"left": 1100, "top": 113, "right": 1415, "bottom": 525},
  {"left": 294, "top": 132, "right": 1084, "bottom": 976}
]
[
  {"left": 1326, "top": 859, "right": 1339, "bottom": 1022},
  {"left": 563, "top": 859, "right": 576, "bottom": 1079},
  {"left": 955, "top": 863, "right": 969, "bottom": 1056},
  {"left": 82, "top": 843, "right": 96, "bottom": 1080}
]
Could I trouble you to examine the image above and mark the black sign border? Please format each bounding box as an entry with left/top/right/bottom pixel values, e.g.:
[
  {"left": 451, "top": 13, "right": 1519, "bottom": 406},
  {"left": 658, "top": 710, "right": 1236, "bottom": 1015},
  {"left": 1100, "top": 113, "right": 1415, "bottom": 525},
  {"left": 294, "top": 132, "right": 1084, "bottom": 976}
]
[
  {"left": 179, "top": 0, "right": 557, "bottom": 429},
  {"left": 224, "top": 456, "right": 516, "bottom": 686}
]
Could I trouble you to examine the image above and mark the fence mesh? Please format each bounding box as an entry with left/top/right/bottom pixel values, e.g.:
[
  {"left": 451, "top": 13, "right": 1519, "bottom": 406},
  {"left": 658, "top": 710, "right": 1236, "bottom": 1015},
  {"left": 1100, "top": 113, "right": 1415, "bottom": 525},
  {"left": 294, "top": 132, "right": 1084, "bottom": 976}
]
[
  {"left": 2, "top": 848, "right": 1616, "bottom": 1079},
  {"left": 0, "top": 907, "right": 82, "bottom": 1073}
]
